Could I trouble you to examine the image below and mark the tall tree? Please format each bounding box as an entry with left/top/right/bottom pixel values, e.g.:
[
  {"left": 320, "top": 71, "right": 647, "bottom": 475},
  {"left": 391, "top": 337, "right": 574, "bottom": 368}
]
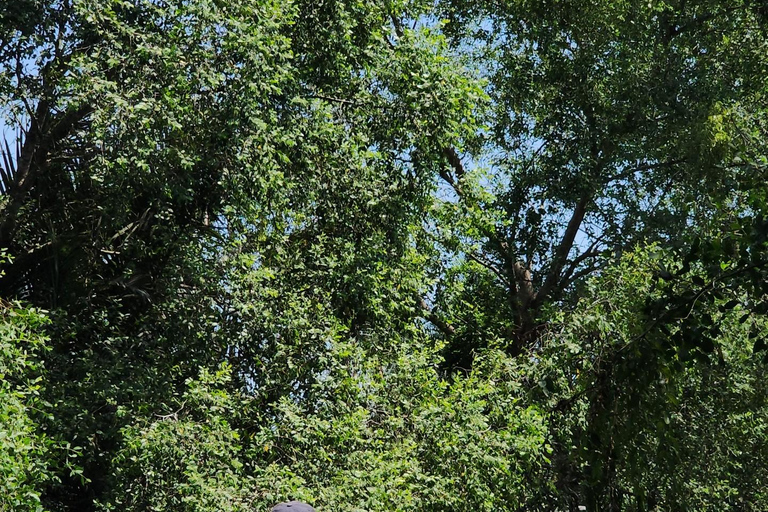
[
  {"left": 423, "top": 0, "right": 768, "bottom": 367},
  {"left": 526, "top": 247, "right": 768, "bottom": 510},
  {"left": 1, "top": 0, "right": 482, "bottom": 509},
  {"left": 4, "top": 1, "right": 768, "bottom": 510}
]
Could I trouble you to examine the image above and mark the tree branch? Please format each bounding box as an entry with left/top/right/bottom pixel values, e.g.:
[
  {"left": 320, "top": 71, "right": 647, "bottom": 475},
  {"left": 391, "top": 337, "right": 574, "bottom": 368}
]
[
  {"left": 416, "top": 295, "right": 455, "bottom": 337},
  {"left": 438, "top": 147, "right": 467, "bottom": 197},
  {"left": 442, "top": 147, "right": 466, "bottom": 181},
  {"left": 306, "top": 94, "right": 361, "bottom": 107},
  {"left": 390, "top": 14, "right": 404, "bottom": 38},
  {"left": 605, "top": 158, "right": 686, "bottom": 184},
  {"left": 667, "top": 4, "right": 752, "bottom": 39},
  {"left": 467, "top": 251, "right": 511, "bottom": 287},
  {"left": 556, "top": 235, "right": 606, "bottom": 292},
  {"left": 513, "top": 260, "right": 535, "bottom": 306},
  {"left": 536, "top": 194, "right": 591, "bottom": 306}
]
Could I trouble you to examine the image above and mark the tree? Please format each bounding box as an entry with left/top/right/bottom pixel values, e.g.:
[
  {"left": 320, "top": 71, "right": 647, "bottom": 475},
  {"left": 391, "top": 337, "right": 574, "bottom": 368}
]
[
  {"left": 523, "top": 247, "right": 768, "bottom": 510},
  {"left": 417, "top": 1, "right": 768, "bottom": 506},
  {"left": 424, "top": 0, "right": 768, "bottom": 368},
  {"left": 104, "top": 365, "right": 255, "bottom": 512},
  {"left": 105, "top": 341, "right": 549, "bottom": 512},
  {"left": 4, "top": 0, "right": 768, "bottom": 510},
  {"left": 1, "top": 0, "right": 483, "bottom": 509}
]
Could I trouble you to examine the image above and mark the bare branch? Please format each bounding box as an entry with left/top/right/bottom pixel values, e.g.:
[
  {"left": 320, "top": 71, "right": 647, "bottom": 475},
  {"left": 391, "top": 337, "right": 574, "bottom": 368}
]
[
  {"left": 556, "top": 234, "right": 607, "bottom": 292},
  {"left": 561, "top": 261, "right": 603, "bottom": 291},
  {"left": 390, "top": 14, "right": 404, "bottom": 38},
  {"left": 442, "top": 147, "right": 466, "bottom": 182}
]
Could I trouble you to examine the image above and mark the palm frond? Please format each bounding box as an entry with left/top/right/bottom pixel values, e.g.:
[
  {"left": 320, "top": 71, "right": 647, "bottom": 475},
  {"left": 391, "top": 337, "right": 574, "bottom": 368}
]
[{"left": 0, "top": 130, "right": 22, "bottom": 194}]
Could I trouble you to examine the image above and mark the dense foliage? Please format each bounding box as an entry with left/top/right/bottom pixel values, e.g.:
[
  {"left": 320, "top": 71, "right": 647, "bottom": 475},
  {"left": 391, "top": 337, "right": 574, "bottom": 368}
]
[
  {"left": 2, "top": 0, "right": 768, "bottom": 510},
  {"left": 0, "top": 298, "right": 51, "bottom": 512}
]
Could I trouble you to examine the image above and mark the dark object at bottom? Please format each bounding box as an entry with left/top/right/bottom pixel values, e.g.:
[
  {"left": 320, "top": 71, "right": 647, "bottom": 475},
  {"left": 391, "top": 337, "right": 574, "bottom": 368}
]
[{"left": 271, "top": 501, "right": 316, "bottom": 512}]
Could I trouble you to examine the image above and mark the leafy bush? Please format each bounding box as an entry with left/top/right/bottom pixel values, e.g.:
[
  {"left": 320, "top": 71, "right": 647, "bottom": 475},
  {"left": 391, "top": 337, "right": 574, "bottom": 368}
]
[
  {"left": 104, "top": 365, "right": 254, "bottom": 512},
  {"left": 0, "top": 301, "right": 50, "bottom": 512},
  {"left": 246, "top": 340, "right": 549, "bottom": 512},
  {"left": 103, "top": 341, "right": 550, "bottom": 512}
]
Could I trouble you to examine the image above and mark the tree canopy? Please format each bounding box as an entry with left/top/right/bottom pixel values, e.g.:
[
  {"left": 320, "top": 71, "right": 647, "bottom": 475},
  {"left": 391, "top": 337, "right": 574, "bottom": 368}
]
[{"left": 2, "top": 0, "right": 768, "bottom": 510}]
